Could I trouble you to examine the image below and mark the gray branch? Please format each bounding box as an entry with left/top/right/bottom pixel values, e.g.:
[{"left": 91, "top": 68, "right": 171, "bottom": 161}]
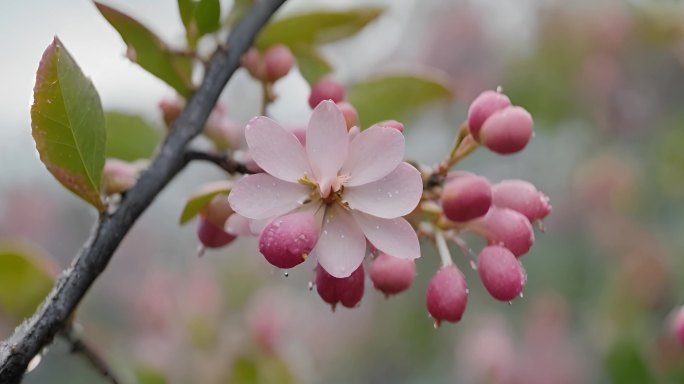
[{"left": 0, "top": 0, "right": 287, "bottom": 382}]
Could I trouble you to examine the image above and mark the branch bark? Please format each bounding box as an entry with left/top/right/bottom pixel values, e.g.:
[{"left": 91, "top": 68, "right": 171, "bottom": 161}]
[{"left": 0, "top": 1, "right": 287, "bottom": 382}]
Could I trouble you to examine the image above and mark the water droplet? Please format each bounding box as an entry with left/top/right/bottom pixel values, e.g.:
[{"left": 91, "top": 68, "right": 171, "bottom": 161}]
[
  {"left": 26, "top": 354, "right": 42, "bottom": 373},
  {"left": 323, "top": 230, "right": 328, "bottom": 235},
  {"left": 308, "top": 281, "right": 314, "bottom": 290},
  {"left": 519, "top": 292, "right": 524, "bottom": 299},
  {"left": 284, "top": 271, "right": 289, "bottom": 277},
  {"left": 375, "top": 225, "right": 380, "bottom": 230},
  {"left": 469, "top": 260, "right": 477, "bottom": 270}
]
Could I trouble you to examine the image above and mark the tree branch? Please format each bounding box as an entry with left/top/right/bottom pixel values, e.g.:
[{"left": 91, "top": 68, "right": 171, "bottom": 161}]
[
  {"left": 0, "top": 1, "right": 287, "bottom": 382},
  {"left": 184, "top": 150, "right": 255, "bottom": 175},
  {"left": 60, "top": 325, "right": 120, "bottom": 384}
]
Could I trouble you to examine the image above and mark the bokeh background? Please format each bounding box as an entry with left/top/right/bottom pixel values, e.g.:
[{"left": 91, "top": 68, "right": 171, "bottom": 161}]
[{"left": 1, "top": 0, "right": 684, "bottom": 383}]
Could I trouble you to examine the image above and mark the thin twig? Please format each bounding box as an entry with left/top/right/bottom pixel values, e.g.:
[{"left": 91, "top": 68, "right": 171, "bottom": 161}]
[
  {"left": 184, "top": 150, "right": 254, "bottom": 175},
  {"left": 60, "top": 325, "right": 120, "bottom": 384},
  {"left": 0, "top": 1, "right": 287, "bottom": 382}
]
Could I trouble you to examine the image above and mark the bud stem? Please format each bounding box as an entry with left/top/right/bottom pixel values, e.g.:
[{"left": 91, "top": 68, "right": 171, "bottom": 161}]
[{"left": 435, "top": 230, "right": 454, "bottom": 267}]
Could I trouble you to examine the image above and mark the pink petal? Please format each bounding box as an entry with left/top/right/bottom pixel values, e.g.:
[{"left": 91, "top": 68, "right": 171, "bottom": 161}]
[
  {"left": 344, "top": 162, "right": 423, "bottom": 218},
  {"left": 245, "top": 116, "right": 311, "bottom": 182},
  {"left": 352, "top": 211, "right": 420, "bottom": 260},
  {"left": 341, "top": 125, "right": 405, "bottom": 186},
  {"left": 306, "top": 100, "right": 349, "bottom": 189},
  {"left": 228, "top": 174, "right": 309, "bottom": 220},
  {"left": 224, "top": 214, "right": 254, "bottom": 236},
  {"left": 312, "top": 205, "right": 367, "bottom": 278}
]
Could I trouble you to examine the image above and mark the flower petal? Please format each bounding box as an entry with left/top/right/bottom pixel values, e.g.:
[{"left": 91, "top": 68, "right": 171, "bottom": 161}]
[
  {"left": 312, "top": 205, "right": 366, "bottom": 278},
  {"left": 352, "top": 211, "right": 420, "bottom": 260},
  {"left": 228, "top": 174, "right": 309, "bottom": 220},
  {"left": 306, "top": 100, "right": 349, "bottom": 189},
  {"left": 245, "top": 116, "right": 311, "bottom": 182},
  {"left": 224, "top": 213, "right": 254, "bottom": 236},
  {"left": 341, "top": 125, "right": 405, "bottom": 186},
  {"left": 344, "top": 162, "right": 423, "bottom": 218}
]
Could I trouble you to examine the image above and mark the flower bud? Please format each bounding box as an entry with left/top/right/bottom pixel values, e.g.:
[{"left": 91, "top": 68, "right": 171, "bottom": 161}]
[
  {"left": 376, "top": 120, "right": 404, "bottom": 133},
  {"left": 258, "top": 212, "right": 319, "bottom": 269},
  {"left": 263, "top": 44, "right": 295, "bottom": 82},
  {"left": 492, "top": 180, "right": 552, "bottom": 222},
  {"left": 477, "top": 245, "right": 526, "bottom": 301},
  {"left": 670, "top": 306, "right": 684, "bottom": 346},
  {"left": 315, "top": 263, "right": 365, "bottom": 310},
  {"left": 426, "top": 265, "right": 468, "bottom": 326},
  {"left": 103, "top": 159, "right": 139, "bottom": 195},
  {"left": 202, "top": 195, "right": 233, "bottom": 228},
  {"left": 337, "top": 101, "right": 358, "bottom": 130},
  {"left": 369, "top": 253, "right": 416, "bottom": 297},
  {"left": 469, "top": 207, "right": 535, "bottom": 257},
  {"left": 197, "top": 217, "right": 236, "bottom": 248},
  {"left": 467, "top": 90, "right": 511, "bottom": 138},
  {"left": 241, "top": 47, "right": 265, "bottom": 80},
  {"left": 441, "top": 174, "right": 492, "bottom": 222},
  {"left": 308, "top": 77, "right": 345, "bottom": 109},
  {"left": 203, "top": 106, "right": 243, "bottom": 151},
  {"left": 159, "top": 98, "right": 184, "bottom": 128},
  {"left": 479, "top": 106, "right": 534, "bottom": 155}
]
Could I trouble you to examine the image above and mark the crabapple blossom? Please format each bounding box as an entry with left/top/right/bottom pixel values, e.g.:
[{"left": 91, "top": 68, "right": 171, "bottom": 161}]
[
  {"left": 426, "top": 265, "right": 468, "bottom": 326},
  {"left": 308, "top": 77, "right": 345, "bottom": 109},
  {"left": 479, "top": 106, "right": 534, "bottom": 155},
  {"left": 468, "top": 207, "right": 535, "bottom": 257},
  {"left": 467, "top": 90, "right": 511, "bottom": 138},
  {"left": 315, "top": 263, "right": 365, "bottom": 310},
  {"left": 258, "top": 212, "right": 319, "bottom": 269},
  {"left": 369, "top": 253, "right": 416, "bottom": 297},
  {"left": 377, "top": 120, "right": 404, "bottom": 133},
  {"left": 477, "top": 245, "right": 526, "bottom": 301},
  {"left": 492, "top": 179, "right": 552, "bottom": 222},
  {"left": 228, "top": 101, "right": 423, "bottom": 278},
  {"left": 441, "top": 173, "right": 492, "bottom": 222}
]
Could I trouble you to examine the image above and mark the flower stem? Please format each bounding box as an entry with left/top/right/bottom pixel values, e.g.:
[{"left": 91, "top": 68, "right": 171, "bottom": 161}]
[{"left": 435, "top": 230, "right": 454, "bottom": 267}]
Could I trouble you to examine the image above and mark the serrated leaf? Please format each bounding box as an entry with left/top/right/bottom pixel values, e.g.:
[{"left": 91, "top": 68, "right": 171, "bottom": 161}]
[
  {"left": 256, "top": 7, "right": 383, "bottom": 48},
  {"left": 95, "top": 2, "right": 194, "bottom": 96},
  {"left": 31, "top": 37, "right": 106, "bottom": 211},
  {"left": 347, "top": 73, "right": 453, "bottom": 127},
  {"left": 0, "top": 243, "right": 55, "bottom": 322},
  {"left": 292, "top": 45, "right": 332, "bottom": 85},
  {"left": 105, "top": 112, "right": 162, "bottom": 161},
  {"left": 180, "top": 181, "right": 232, "bottom": 225},
  {"left": 225, "top": 0, "right": 252, "bottom": 26}
]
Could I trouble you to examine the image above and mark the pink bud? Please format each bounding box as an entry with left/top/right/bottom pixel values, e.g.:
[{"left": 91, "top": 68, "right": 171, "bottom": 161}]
[
  {"left": 479, "top": 106, "right": 534, "bottom": 155},
  {"left": 469, "top": 207, "right": 535, "bottom": 257},
  {"left": 441, "top": 174, "right": 492, "bottom": 222},
  {"left": 158, "top": 98, "right": 184, "bottom": 128},
  {"left": 467, "top": 90, "right": 511, "bottom": 138},
  {"left": 336, "top": 101, "right": 358, "bottom": 130},
  {"left": 477, "top": 245, "right": 526, "bottom": 301},
  {"left": 492, "top": 180, "right": 552, "bottom": 222},
  {"left": 377, "top": 120, "right": 404, "bottom": 133},
  {"left": 103, "top": 159, "right": 139, "bottom": 195},
  {"left": 202, "top": 195, "right": 233, "bottom": 228},
  {"left": 264, "top": 44, "right": 295, "bottom": 82},
  {"left": 203, "top": 106, "right": 243, "bottom": 151},
  {"left": 308, "top": 77, "right": 345, "bottom": 109},
  {"left": 315, "top": 263, "right": 365, "bottom": 310},
  {"left": 258, "top": 212, "right": 319, "bottom": 269},
  {"left": 670, "top": 306, "right": 684, "bottom": 346},
  {"left": 241, "top": 47, "right": 265, "bottom": 80},
  {"left": 369, "top": 253, "right": 416, "bottom": 297},
  {"left": 197, "top": 217, "right": 236, "bottom": 248},
  {"left": 426, "top": 265, "right": 468, "bottom": 326}
]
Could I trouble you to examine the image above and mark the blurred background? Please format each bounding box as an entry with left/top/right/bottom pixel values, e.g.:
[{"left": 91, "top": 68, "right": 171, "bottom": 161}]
[{"left": 1, "top": 0, "right": 684, "bottom": 383}]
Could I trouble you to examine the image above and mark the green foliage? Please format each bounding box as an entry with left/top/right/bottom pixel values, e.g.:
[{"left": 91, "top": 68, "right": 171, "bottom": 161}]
[
  {"left": 605, "top": 338, "right": 656, "bottom": 384},
  {"left": 31, "top": 37, "right": 106, "bottom": 211},
  {"left": 256, "top": 8, "right": 383, "bottom": 48},
  {"left": 178, "top": 0, "right": 221, "bottom": 47},
  {"left": 0, "top": 243, "right": 54, "bottom": 322},
  {"left": 226, "top": 354, "right": 295, "bottom": 384},
  {"left": 179, "top": 182, "right": 232, "bottom": 225},
  {"left": 135, "top": 365, "right": 168, "bottom": 384},
  {"left": 95, "top": 2, "right": 194, "bottom": 96},
  {"left": 348, "top": 74, "right": 452, "bottom": 127},
  {"left": 104, "top": 112, "right": 162, "bottom": 162},
  {"left": 291, "top": 45, "right": 332, "bottom": 85}
]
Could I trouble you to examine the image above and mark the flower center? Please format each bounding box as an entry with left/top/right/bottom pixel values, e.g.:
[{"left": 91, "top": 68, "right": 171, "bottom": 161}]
[{"left": 298, "top": 174, "right": 350, "bottom": 209}]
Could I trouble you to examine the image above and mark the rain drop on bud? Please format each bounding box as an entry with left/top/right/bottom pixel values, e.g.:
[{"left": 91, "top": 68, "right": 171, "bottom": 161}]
[
  {"left": 491, "top": 179, "right": 552, "bottom": 222},
  {"left": 479, "top": 106, "right": 534, "bottom": 155},
  {"left": 477, "top": 245, "right": 526, "bottom": 301},
  {"left": 258, "top": 212, "right": 319, "bottom": 269},
  {"left": 315, "top": 264, "right": 365, "bottom": 310},
  {"left": 441, "top": 174, "right": 492, "bottom": 222},
  {"left": 426, "top": 265, "right": 468, "bottom": 325},
  {"left": 467, "top": 90, "right": 511, "bottom": 138},
  {"left": 369, "top": 253, "right": 416, "bottom": 297},
  {"left": 308, "top": 77, "right": 345, "bottom": 109}
]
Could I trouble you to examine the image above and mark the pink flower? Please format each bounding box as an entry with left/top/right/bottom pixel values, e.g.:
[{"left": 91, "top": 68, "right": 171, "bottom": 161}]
[{"left": 228, "top": 101, "right": 423, "bottom": 277}]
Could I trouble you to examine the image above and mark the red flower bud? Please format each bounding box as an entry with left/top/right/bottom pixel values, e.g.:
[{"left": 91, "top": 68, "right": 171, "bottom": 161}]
[
  {"left": 426, "top": 265, "right": 468, "bottom": 326},
  {"left": 469, "top": 207, "right": 535, "bottom": 257},
  {"left": 315, "top": 263, "right": 365, "bottom": 310},
  {"left": 492, "top": 180, "right": 551, "bottom": 222},
  {"left": 258, "top": 212, "right": 319, "bottom": 269},
  {"left": 467, "top": 90, "right": 511, "bottom": 138},
  {"left": 441, "top": 174, "right": 492, "bottom": 222},
  {"left": 369, "top": 253, "right": 416, "bottom": 297},
  {"left": 477, "top": 245, "right": 526, "bottom": 301},
  {"left": 263, "top": 44, "right": 294, "bottom": 82},
  {"left": 479, "top": 106, "right": 534, "bottom": 155},
  {"left": 308, "top": 77, "right": 345, "bottom": 109}
]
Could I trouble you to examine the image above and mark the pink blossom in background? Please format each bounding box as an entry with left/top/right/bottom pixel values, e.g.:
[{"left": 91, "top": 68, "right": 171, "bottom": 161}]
[{"left": 229, "top": 101, "right": 423, "bottom": 277}]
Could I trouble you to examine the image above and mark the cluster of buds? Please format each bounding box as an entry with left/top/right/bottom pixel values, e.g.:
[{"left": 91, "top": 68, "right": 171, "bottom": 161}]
[
  {"left": 241, "top": 44, "right": 295, "bottom": 83},
  {"left": 308, "top": 77, "right": 358, "bottom": 130}
]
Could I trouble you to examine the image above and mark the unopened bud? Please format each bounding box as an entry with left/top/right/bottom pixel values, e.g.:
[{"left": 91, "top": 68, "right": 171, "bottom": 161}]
[
  {"left": 337, "top": 101, "right": 358, "bottom": 130},
  {"left": 441, "top": 174, "right": 492, "bottom": 222},
  {"left": 103, "top": 159, "right": 139, "bottom": 195},
  {"left": 469, "top": 207, "right": 535, "bottom": 257},
  {"left": 159, "top": 98, "right": 184, "bottom": 128},
  {"left": 308, "top": 77, "right": 345, "bottom": 109},
  {"left": 492, "top": 180, "right": 551, "bottom": 222},
  {"left": 263, "top": 44, "right": 295, "bottom": 82},
  {"left": 467, "top": 90, "right": 511, "bottom": 138},
  {"left": 241, "top": 47, "right": 265, "bottom": 80},
  {"left": 369, "top": 253, "right": 416, "bottom": 297},
  {"left": 315, "top": 263, "right": 365, "bottom": 310},
  {"left": 479, "top": 106, "right": 534, "bottom": 155},
  {"left": 426, "top": 265, "right": 468, "bottom": 326},
  {"left": 197, "top": 217, "right": 236, "bottom": 248},
  {"left": 477, "top": 245, "right": 526, "bottom": 301},
  {"left": 258, "top": 212, "right": 319, "bottom": 269}
]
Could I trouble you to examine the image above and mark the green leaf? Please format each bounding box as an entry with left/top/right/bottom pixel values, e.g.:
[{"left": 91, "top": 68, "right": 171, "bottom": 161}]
[
  {"left": 104, "top": 112, "right": 162, "bottom": 162},
  {"left": 178, "top": 0, "right": 194, "bottom": 29},
  {"left": 256, "top": 7, "right": 383, "bottom": 48},
  {"left": 31, "top": 37, "right": 106, "bottom": 211},
  {"left": 605, "top": 338, "right": 656, "bottom": 384},
  {"left": 347, "top": 73, "right": 453, "bottom": 127},
  {"left": 0, "top": 243, "right": 55, "bottom": 322},
  {"left": 225, "top": 0, "right": 252, "bottom": 26},
  {"left": 291, "top": 45, "right": 332, "bottom": 85},
  {"left": 95, "top": 2, "right": 194, "bottom": 96},
  {"left": 178, "top": 0, "right": 221, "bottom": 46},
  {"left": 135, "top": 365, "right": 168, "bottom": 384},
  {"left": 179, "top": 181, "right": 232, "bottom": 225},
  {"left": 226, "top": 354, "right": 295, "bottom": 384}
]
